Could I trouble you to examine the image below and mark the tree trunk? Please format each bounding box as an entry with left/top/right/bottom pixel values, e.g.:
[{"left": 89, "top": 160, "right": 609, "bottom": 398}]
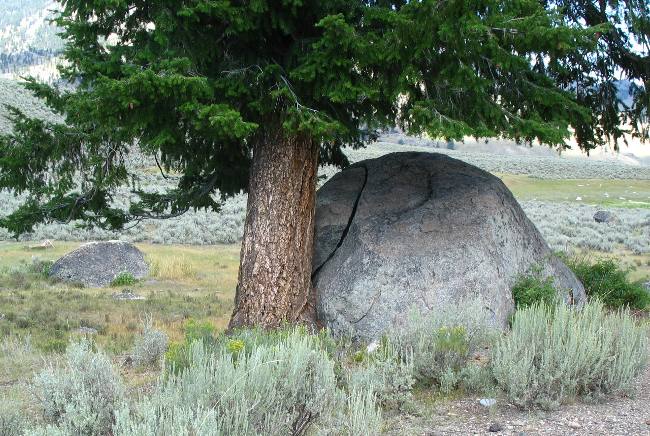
[{"left": 228, "top": 127, "right": 319, "bottom": 329}]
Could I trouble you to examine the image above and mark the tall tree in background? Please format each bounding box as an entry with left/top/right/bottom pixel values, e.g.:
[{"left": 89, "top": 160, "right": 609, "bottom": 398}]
[
  {"left": 549, "top": 0, "right": 649, "bottom": 148},
  {"left": 0, "top": 0, "right": 645, "bottom": 328}
]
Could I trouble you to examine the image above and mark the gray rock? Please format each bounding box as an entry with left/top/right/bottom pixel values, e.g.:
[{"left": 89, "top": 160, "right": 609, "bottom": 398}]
[
  {"left": 77, "top": 327, "right": 98, "bottom": 335},
  {"left": 489, "top": 423, "right": 503, "bottom": 433},
  {"left": 112, "top": 289, "right": 146, "bottom": 301},
  {"left": 312, "top": 152, "right": 586, "bottom": 340},
  {"left": 50, "top": 241, "right": 149, "bottom": 287},
  {"left": 594, "top": 210, "right": 620, "bottom": 223},
  {"left": 479, "top": 399, "right": 497, "bottom": 407}
]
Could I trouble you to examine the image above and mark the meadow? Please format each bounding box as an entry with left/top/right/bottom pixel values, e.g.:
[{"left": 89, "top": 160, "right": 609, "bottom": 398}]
[
  {"left": 0, "top": 242, "right": 240, "bottom": 352},
  {"left": 0, "top": 130, "right": 649, "bottom": 434}
]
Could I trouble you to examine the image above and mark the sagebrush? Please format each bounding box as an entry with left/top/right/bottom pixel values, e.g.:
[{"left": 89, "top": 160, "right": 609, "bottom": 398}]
[
  {"left": 31, "top": 339, "right": 125, "bottom": 435},
  {"left": 492, "top": 301, "right": 648, "bottom": 410},
  {"left": 130, "top": 318, "right": 169, "bottom": 368},
  {"left": 116, "top": 329, "right": 381, "bottom": 435},
  {"left": 391, "top": 300, "right": 498, "bottom": 391}
]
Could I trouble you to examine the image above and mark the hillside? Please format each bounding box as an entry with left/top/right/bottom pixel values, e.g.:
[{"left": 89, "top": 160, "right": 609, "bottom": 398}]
[
  {"left": 0, "top": 79, "right": 61, "bottom": 133},
  {"left": 0, "top": 0, "right": 62, "bottom": 81}
]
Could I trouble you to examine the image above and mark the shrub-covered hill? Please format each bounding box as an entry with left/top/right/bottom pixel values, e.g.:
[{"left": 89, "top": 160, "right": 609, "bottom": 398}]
[
  {"left": 0, "top": 79, "right": 61, "bottom": 133},
  {"left": 0, "top": 0, "right": 62, "bottom": 77}
]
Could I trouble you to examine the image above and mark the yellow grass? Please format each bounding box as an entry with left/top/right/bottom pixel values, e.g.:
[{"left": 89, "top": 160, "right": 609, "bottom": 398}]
[
  {"left": 0, "top": 242, "right": 240, "bottom": 351},
  {"left": 148, "top": 254, "right": 198, "bottom": 281}
]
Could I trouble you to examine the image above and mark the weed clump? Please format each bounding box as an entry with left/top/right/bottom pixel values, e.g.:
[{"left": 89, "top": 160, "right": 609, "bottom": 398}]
[
  {"left": 512, "top": 273, "right": 560, "bottom": 309},
  {"left": 390, "top": 300, "right": 498, "bottom": 394},
  {"left": 110, "top": 272, "right": 138, "bottom": 287},
  {"left": 345, "top": 338, "right": 415, "bottom": 409},
  {"left": 165, "top": 319, "right": 216, "bottom": 373},
  {"left": 492, "top": 301, "right": 648, "bottom": 410}
]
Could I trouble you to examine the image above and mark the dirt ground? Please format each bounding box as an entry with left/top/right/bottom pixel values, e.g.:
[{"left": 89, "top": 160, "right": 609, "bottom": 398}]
[{"left": 388, "top": 363, "right": 650, "bottom": 435}]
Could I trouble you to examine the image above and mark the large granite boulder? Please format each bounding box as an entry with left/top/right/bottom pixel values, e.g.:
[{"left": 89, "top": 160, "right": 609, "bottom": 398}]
[
  {"left": 50, "top": 241, "right": 149, "bottom": 287},
  {"left": 312, "top": 152, "right": 586, "bottom": 340}
]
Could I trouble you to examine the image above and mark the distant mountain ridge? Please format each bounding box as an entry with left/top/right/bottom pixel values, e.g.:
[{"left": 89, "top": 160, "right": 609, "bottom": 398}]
[{"left": 0, "top": 0, "right": 62, "bottom": 81}]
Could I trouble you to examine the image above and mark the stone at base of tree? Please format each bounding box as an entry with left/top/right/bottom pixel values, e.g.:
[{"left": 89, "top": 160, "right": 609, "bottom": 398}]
[
  {"left": 594, "top": 210, "right": 620, "bottom": 223},
  {"left": 312, "top": 152, "right": 586, "bottom": 340},
  {"left": 50, "top": 241, "right": 149, "bottom": 287}
]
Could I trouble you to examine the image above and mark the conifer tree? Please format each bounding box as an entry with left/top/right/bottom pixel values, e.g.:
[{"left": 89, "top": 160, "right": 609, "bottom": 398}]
[{"left": 0, "top": 0, "right": 646, "bottom": 328}]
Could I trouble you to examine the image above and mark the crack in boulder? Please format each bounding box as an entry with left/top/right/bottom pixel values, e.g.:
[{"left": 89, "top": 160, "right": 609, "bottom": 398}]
[
  {"left": 351, "top": 286, "right": 383, "bottom": 324},
  {"left": 312, "top": 164, "right": 368, "bottom": 279}
]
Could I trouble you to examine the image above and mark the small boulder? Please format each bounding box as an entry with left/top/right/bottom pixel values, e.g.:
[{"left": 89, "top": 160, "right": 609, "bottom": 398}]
[
  {"left": 479, "top": 399, "right": 497, "bottom": 408},
  {"left": 112, "top": 289, "right": 146, "bottom": 301},
  {"left": 50, "top": 241, "right": 148, "bottom": 287},
  {"left": 594, "top": 210, "right": 620, "bottom": 224},
  {"left": 489, "top": 423, "right": 504, "bottom": 433}
]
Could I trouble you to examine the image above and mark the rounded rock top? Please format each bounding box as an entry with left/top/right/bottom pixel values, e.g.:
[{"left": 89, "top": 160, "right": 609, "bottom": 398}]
[{"left": 50, "top": 240, "right": 149, "bottom": 287}]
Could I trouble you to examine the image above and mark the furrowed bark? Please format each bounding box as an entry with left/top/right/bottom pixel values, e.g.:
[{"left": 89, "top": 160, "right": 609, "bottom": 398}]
[{"left": 228, "top": 127, "right": 319, "bottom": 329}]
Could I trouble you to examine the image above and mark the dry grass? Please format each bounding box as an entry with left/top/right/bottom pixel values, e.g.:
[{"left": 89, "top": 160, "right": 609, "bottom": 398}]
[
  {"left": 148, "top": 254, "right": 199, "bottom": 281},
  {"left": 0, "top": 242, "right": 240, "bottom": 351}
]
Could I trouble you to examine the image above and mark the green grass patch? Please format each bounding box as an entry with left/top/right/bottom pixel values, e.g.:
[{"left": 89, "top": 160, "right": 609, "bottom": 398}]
[{"left": 500, "top": 175, "right": 650, "bottom": 208}]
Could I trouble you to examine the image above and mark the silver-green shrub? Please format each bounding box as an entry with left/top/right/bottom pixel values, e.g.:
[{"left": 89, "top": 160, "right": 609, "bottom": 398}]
[
  {"left": 113, "top": 328, "right": 381, "bottom": 436},
  {"left": 131, "top": 318, "right": 169, "bottom": 368},
  {"left": 345, "top": 339, "right": 415, "bottom": 409},
  {"left": 0, "top": 401, "right": 26, "bottom": 436},
  {"left": 492, "top": 301, "right": 649, "bottom": 410},
  {"left": 459, "top": 363, "right": 495, "bottom": 396},
  {"left": 339, "top": 389, "right": 382, "bottom": 436},
  {"left": 31, "top": 339, "right": 125, "bottom": 435},
  {"left": 390, "top": 300, "right": 498, "bottom": 391},
  {"left": 24, "top": 426, "right": 69, "bottom": 436}
]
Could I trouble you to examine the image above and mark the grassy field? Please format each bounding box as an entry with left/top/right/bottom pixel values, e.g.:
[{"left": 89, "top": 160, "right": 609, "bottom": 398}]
[
  {"left": 0, "top": 242, "right": 239, "bottom": 422},
  {"left": 500, "top": 175, "right": 650, "bottom": 208},
  {"left": 1, "top": 240, "right": 647, "bottom": 356},
  {"left": 0, "top": 242, "right": 240, "bottom": 355}
]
